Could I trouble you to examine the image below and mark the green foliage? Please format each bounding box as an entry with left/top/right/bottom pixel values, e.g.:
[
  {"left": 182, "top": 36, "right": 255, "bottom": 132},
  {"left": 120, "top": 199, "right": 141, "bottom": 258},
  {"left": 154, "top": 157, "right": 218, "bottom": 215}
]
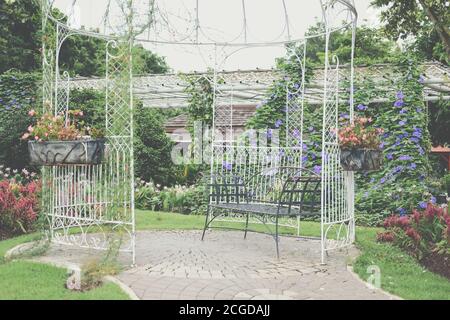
[
  {"left": 304, "top": 23, "right": 399, "bottom": 66},
  {"left": 0, "top": 0, "right": 41, "bottom": 73},
  {"left": 247, "top": 32, "right": 433, "bottom": 224},
  {"left": 132, "top": 44, "right": 169, "bottom": 75},
  {"left": 377, "top": 204, "right": 450, "bottom": 260},
  {"left": 70, "top": 89, "right": 106, "bottom": 130},
  {"left": 0, "top": 71, "right": 39, "bottom": 169},
  {"left": 182, "top": 72, "right": 215, "bottom": 134},
  {"left": 79, "top": 237, "right": 122, "bottom": 291},
  {"left": 443, "top": 173, "right": 450, "bottom": 194},
  {"left": 371, "top": 0, "right": 450, "bottom": 64},
  {"left": 353, "top": 226, "right": 450, "bottom": 300},
  {"left": 355, "top": 55, "right": 432, "bottom": 220},
  {"left": 0, "top": 260, "right": 128, "bottom": 299},
  {"left": 134, "top": 104, "right": 176, "bottom": 186},
  {"left": 428, "top": 99, "right": 450, "bottom": 146},
  {"left": 247, "top": 42, "right": 317, "bottom": 150},
  {"left": 0, "top": 0, "right": 168, "bottom": 76},
  {"left": 60, "top": 38, "right": 169, "bottom": 77},
  {"left": 135, "top": 180, "right": 207, "bottom": 215}
]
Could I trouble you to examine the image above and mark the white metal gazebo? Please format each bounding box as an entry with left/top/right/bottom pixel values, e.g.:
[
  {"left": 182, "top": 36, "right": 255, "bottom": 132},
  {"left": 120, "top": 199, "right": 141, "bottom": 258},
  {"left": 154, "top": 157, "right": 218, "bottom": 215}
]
[{"left": 43, "top": 0, "right": 360, "bottom": 264}]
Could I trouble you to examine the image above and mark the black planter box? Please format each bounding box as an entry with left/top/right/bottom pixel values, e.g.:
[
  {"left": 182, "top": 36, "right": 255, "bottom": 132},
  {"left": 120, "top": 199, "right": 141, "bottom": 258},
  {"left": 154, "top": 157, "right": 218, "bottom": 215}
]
[
  {"left": 340, "top": 148, "right": 383, "bottom": 171},
  {"left": 28, "top": 139, "right": 106, "bottom": 166}
]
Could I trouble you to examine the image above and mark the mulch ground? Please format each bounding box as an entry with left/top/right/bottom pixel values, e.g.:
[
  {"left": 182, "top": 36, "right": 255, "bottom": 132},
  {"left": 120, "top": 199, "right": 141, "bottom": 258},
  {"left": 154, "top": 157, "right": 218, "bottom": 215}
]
[
  {"left": 0, "top": 229, "right": 16, "bottom": 241},
  {"left": 421, "top": 252, "right": 450, "bottom": 280}
]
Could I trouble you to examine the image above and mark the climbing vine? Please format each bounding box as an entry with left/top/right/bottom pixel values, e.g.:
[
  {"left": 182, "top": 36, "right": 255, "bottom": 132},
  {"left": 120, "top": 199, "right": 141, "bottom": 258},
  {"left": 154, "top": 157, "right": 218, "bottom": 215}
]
[
  {"left": 181, "top": 72, "right": 215, "bottom": 136},
  {"left": 354, "top": 54, "right": 432, "bottom": 225},
  {"left": 247, "top": 50, "right": 434, "bottom": 225}
]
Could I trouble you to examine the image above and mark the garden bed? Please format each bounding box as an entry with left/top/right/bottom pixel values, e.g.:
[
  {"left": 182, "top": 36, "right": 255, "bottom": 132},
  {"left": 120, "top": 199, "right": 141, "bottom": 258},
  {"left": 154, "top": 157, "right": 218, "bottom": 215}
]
[{"left": 420, "top": 252, "right": 450, "bottom": 280}]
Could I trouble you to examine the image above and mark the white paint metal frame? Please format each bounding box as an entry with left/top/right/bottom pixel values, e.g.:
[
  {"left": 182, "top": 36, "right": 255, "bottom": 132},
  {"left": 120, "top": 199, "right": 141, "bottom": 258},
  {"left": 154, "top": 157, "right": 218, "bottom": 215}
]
[
  {"left": 204, "top": 0, "right": 358, "bottom": 263},
  {"left": 41, "top": 0, "right": 136, "bottom": 264}
]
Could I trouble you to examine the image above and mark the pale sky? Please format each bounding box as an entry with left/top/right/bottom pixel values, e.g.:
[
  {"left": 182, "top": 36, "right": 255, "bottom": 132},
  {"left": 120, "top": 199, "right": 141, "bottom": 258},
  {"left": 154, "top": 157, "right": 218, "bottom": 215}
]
[{"left": 54, "top": 0, "right": 380, "bottom": 72}]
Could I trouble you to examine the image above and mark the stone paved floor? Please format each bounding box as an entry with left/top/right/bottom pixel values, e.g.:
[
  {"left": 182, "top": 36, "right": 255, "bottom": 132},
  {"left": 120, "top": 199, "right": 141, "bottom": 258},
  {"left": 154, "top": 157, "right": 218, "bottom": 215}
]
[{"left": 35, "top": 230, "right": 393, "bottom": 300}]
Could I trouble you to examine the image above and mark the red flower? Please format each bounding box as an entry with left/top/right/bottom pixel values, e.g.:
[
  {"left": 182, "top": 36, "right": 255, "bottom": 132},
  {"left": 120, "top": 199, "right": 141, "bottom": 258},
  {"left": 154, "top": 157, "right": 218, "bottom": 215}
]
[
  {"left": 405, "top": 227, "right": 421, "bottom": 242},
  {"left": 0, "top": 179, "right": 40, "bottom": 234},
  {"left": 412, "top": 209, "right": 421, "bottom": 224},
  {"left": 377, "top": 231, "right": 395, "bottom": 242}
]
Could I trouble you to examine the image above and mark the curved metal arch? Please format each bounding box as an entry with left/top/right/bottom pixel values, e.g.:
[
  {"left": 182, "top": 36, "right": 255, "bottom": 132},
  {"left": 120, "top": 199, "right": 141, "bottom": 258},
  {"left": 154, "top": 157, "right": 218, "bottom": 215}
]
[{"left": 44, "top": 0, "right": 358, "bottom": 47}]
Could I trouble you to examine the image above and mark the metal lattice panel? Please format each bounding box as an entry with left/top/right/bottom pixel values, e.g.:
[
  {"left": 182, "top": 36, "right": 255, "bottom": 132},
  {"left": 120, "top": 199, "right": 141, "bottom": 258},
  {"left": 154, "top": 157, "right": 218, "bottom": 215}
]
[{"left": 41, "top": 0, "right": 136, "bottom": 264}]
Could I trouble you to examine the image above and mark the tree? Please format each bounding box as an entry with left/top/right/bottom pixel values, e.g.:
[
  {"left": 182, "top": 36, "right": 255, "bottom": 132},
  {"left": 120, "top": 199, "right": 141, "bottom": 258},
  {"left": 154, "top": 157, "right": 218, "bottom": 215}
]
[
  {"left": 371, "top": 0, "right": 450, "bottom": 63},
  {"left": 134, "top": 104, "right": 176, "bottom": 186},
  {"left": 0, "top": 71, "right": 39, "bottom": 169},
  {"left": 0, "top": 0, "right": 168, "bottom": 76},
  {"left": 0, "top": 0, "right": 41, "bottom": 73},
  {"left": 303, "top": 23, "right": 399, "bottom": 66}
]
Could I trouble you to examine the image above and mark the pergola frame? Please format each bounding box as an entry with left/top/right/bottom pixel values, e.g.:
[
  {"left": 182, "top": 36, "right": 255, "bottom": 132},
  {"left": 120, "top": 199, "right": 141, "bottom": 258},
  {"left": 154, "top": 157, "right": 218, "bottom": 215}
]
[
  {"left": 68, "top": 61, "right": 450, "bottom": 108},
  {"left": 41, "top": 0, "right": 136, "bottom": 264},
  {"left": 39, "top": 0, "right": 410, "bottom": 264}
]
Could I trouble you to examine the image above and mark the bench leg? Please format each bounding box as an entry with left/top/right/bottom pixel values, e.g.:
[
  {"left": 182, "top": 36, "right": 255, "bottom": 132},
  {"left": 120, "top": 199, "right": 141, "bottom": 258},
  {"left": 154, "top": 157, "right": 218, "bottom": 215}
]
[
  {"left": 275, "top": 215, "right": 280, "bottom": 259},
  {"left": 244, "top": 213, "right": 249, "bottom": 239},
  {"left": 201, "top": 206, "right": 211, "bottom": 241}
]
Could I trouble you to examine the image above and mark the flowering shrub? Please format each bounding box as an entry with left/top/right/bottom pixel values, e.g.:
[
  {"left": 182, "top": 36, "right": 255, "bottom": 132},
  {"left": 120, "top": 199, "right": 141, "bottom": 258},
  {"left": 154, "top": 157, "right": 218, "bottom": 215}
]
[
  {"left": 338, "top": 116, "right": 384, "bottom": 149},
  {"left": 135, "top": 180, "right": 207, "bottom": 215},
  {"left": 22, "top": 109, "right": 103, "bottom": 142},
  {"left": 377, "top": 203, "right": 450, "bottom": 259},
  {"left": 354, "top": 55, "right": 433, "bottom": 223},
  {"left": 0, "top": 165, "right": 40, "bottom": 238}
]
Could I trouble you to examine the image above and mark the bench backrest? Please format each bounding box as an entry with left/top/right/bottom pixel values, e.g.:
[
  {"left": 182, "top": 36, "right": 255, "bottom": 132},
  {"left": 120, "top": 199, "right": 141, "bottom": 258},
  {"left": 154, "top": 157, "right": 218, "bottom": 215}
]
[{"left": 209, "top": 166, "right": 321, "bottom": 214}]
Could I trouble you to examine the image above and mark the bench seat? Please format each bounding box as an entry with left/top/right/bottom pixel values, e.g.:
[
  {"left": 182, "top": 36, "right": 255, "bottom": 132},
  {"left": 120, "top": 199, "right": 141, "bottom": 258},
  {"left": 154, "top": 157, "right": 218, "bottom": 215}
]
[{"left": 209, "top": 202, "right": 318, "bottom": 217}]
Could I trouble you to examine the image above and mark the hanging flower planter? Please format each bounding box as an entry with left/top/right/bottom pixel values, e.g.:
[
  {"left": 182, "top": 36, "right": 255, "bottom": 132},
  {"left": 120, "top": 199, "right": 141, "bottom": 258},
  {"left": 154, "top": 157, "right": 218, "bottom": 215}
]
[
  {"left": 338, "top": 116, "right": 384, "bottom": 172},
  {"left": 28, "top": 139, "right": 106, "bottom": 166},
  {"left": 340, "top": 148, "right": 383, "bottom": 171},
  {"left": 23, "top": 110, "right": 106, "bottom": 166}
]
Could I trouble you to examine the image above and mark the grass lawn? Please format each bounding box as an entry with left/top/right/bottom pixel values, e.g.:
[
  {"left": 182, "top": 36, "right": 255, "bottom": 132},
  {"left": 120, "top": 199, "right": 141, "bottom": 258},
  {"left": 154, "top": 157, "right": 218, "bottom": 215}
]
[
  {"left": 136, "top": 209, "right": 322, "bottom": 236},
  {"left": 0, "top": 234, "right": 129, "bottom": 300},
  {"left": 353, "top": 226, "right": 450, "bottom": 300},
  {"left": 1, "top": 210, "right": 449, "bottom": 300}
]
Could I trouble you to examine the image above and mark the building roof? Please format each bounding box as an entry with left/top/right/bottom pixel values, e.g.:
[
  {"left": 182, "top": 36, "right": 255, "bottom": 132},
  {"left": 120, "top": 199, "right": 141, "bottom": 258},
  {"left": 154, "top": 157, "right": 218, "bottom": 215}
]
[
  {"left": 69, "top": 61, "right": 450, "bottom": 109},
  {"left": 164, "top": 105, "right": 257, "bottom": 132}
]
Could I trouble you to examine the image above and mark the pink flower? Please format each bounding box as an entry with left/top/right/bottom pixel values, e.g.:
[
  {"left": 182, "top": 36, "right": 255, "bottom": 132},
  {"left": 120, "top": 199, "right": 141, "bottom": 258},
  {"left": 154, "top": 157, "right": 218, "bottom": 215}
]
[
  {"left": 28, "top": 109, "right": 36, "bottom": 117},
  {"left": 27, "top": 125, "right": 34, "bottom": 133},
  {"left": 21, "top": 133, "right": 30, "bottom": 140}
]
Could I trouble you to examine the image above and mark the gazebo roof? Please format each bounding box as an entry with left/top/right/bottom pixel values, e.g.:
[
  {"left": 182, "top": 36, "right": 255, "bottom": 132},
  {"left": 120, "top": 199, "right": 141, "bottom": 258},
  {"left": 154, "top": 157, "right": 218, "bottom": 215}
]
[{"left": 69, "top": 61, "right": 450, "bottom": 108}]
